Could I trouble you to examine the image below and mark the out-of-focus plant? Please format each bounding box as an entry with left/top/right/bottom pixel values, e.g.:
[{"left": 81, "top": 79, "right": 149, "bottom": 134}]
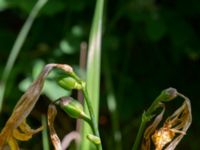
[{"left": 0, "top": 0, "right": 47, "bottom": 111}]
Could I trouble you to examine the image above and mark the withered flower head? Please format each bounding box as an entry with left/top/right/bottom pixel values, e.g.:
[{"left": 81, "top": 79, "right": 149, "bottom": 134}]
[
  {"left": 48, "top": 104, "right": 62, "bottom": 150},
  {"left": 142, "top": 92, "right": 192, "bottom": 150}
]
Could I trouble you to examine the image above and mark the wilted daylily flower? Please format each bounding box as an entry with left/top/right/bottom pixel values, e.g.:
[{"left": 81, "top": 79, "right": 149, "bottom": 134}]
[
  {"left": 0, "top": 64, "right": 73, "bottom": 150},
  {"left": 47, "top": 104, "right": 62, "bottom": 150},
  {"left": 142, "top": 92, "right": 192, "bottom": 150}
]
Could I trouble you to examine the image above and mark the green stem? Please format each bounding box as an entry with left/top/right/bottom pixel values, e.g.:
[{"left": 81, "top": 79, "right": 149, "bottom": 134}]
[
  {"left": 81, "top": 113, "right": 94, "bottom": 133},
  {"left": 132, "top": 87, "right": 178, "bottom": 150},
  {"left": 132, "top": 112, "right": 149, "bottom": 150},
  {"left": 146, "top": 88, "right": 177, "bottom": 116},
  {"left": 41, "top": 115, "right": 50, "bottom": 150},
  {"left": 82, "top": 84, "right": 102, "bottom": 150}
]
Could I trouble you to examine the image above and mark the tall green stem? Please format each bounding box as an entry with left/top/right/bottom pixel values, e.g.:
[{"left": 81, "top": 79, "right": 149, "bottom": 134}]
[
  {"left": 82, "top": 83, "right": 102, "bottom": 150},
  {"left": 66, "top": 72, "right": 102, "bottom": 149}
]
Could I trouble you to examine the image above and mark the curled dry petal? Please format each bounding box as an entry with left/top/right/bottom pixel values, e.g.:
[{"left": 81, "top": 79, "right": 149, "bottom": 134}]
[
  {"left": 48, "top": 104, "right": 62, "bottom": 150},
  {"left": 141, "top": 91, "right": 192, "bottom": 150},
  {"left": 164, "top": 93, "right": 192, "bottom": 150},
  {"left": 142, "top": 105, "right": 165, "bottom": 150}
]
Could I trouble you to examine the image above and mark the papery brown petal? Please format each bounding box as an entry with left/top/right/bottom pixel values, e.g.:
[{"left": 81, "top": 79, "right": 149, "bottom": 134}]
[
  {"left": 142, "top": 105, "right": 165, "bottom": 150},
  {"left": 48, "top": 104, "right": 62, "bottom": 150},
  {"left": 165, "top": 94, "right": 192, "bottom": 150}
]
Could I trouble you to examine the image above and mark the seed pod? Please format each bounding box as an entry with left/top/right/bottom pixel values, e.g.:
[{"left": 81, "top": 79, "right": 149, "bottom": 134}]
[
  {"left": 57, "top": 76, "right": 82, "bottom": 90},
  {"left": 59, "top": 97, "right": 85, "bottom": 119}
]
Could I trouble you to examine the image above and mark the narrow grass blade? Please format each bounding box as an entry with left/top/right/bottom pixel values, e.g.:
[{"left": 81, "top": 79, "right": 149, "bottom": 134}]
[
  {"left": 80, "top": 0, "right": 104, "bottom": 149},
  {"left": 0, "top": 0, "right": 48, "bottom": 111}
]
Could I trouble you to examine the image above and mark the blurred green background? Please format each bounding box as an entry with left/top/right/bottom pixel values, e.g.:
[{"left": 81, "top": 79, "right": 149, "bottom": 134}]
[{"left": 0, "top": 0, "right": 200, "bottom": 149}]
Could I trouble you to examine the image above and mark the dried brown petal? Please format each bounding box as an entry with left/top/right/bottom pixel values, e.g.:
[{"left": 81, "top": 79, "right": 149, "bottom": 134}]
[
  {"left": 0, "top": 64, "right": 73, "bottom": 148},
  {"left": 151, "top": 93, "right": 192, "bottom": 150},
  {"left": 164, "top": 93, "right": 192, "bottom": 150},
  {"left": 152, "top": 123, "right": 176, "bottom": 150},
  {"left": 48, "top": 104, "right": 62, "bottom": 150},
  {"left": 142, "top": 105, "right": 165, "bottom": 150},
  {"left": 141, "top": 90, "right": 192, "bottom": 150}
]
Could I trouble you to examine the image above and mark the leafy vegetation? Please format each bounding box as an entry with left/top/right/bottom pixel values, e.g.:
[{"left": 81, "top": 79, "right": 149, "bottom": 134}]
[{"left": 0, "top": 0, "right": 199, "bottom": 149}]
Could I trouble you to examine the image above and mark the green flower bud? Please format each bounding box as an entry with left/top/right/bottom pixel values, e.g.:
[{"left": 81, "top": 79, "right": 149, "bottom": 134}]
[
  {"left": 87, "top": 134, "right": 101, "bottom": 145},
  {"left": 57, "top": 76, "right": 82, "bottom": 90},
  {"left": 160, "top": 87, "right": 178, "bottom": 102},
  {"left": 59, "top": 97, "right": 87, "bottom": 119}
]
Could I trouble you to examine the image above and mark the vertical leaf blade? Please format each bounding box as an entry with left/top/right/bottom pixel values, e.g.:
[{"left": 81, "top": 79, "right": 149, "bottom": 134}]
[{"left": 80, "top": 0, "right": 104, "bottom": 149}]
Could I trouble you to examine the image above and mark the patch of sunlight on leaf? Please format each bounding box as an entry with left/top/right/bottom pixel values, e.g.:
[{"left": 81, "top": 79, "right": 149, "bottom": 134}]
[
  {"left": 43, "top": 80, "right": 71, "bottom": 101},
  {"left": 33, "top": 60, "right": 45, "bottom": 79},
  {"left": 0, "top": 0, "right": 9, "bottom": 11},
  {"left": 19, "top": 77, "right": 70, "bottom": 101},
  {"left": 19, "top": 77, "right": 32, "bottom": 92},
  {"left": 59, "top": 40, "right": 75, "bottom": 54},
  {"left": 19, "top": 60, "right": 71, "bottom": 101},
  {"left": 71, "top": 25, "right": 83, "bottom": 37}
]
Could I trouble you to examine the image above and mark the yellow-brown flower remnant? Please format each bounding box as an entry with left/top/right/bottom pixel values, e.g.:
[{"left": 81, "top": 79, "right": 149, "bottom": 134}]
[
  {"left": 0, "top": 64, "right": 73, "bottom": 150},
  {"left": 142, "top": 92, "right": 192, "bottom": 150},
  {"left": 47, "top": 104, "right": 62, "bottom": 150}
]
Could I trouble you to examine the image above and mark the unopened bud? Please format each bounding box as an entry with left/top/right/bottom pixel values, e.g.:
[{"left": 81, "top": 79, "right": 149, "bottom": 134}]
[
  {"left": 160, "top": 87, "right": 178, "bottom": 102},
  {"left": 59, "top": 97, "right": 84, "bottom": 119},
  {"left": 87, "top": 134, "right": 101, "bottom": 145},
  {"left": 57, "top": 76, "right": 82, "bottom": 90}
]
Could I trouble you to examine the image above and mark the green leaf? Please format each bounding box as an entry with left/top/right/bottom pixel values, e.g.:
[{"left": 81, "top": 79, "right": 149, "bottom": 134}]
[
  {"left": 145, "top": 13, "right": 167, "bottom": 41},
  {"left": 80, "top": 0, "right": 104, "bottom": 149},
  {"left": 0, "top": 0, "right": 9, "bottom": 10}
]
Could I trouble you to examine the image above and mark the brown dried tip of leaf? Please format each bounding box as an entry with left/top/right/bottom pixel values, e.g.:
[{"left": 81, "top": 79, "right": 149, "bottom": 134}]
[
  {"left": 48, "top": 104, "right": 62, "bottom": 150},
  {"left": 142, "top": 93, "right": 192, "bottom": 150}
]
